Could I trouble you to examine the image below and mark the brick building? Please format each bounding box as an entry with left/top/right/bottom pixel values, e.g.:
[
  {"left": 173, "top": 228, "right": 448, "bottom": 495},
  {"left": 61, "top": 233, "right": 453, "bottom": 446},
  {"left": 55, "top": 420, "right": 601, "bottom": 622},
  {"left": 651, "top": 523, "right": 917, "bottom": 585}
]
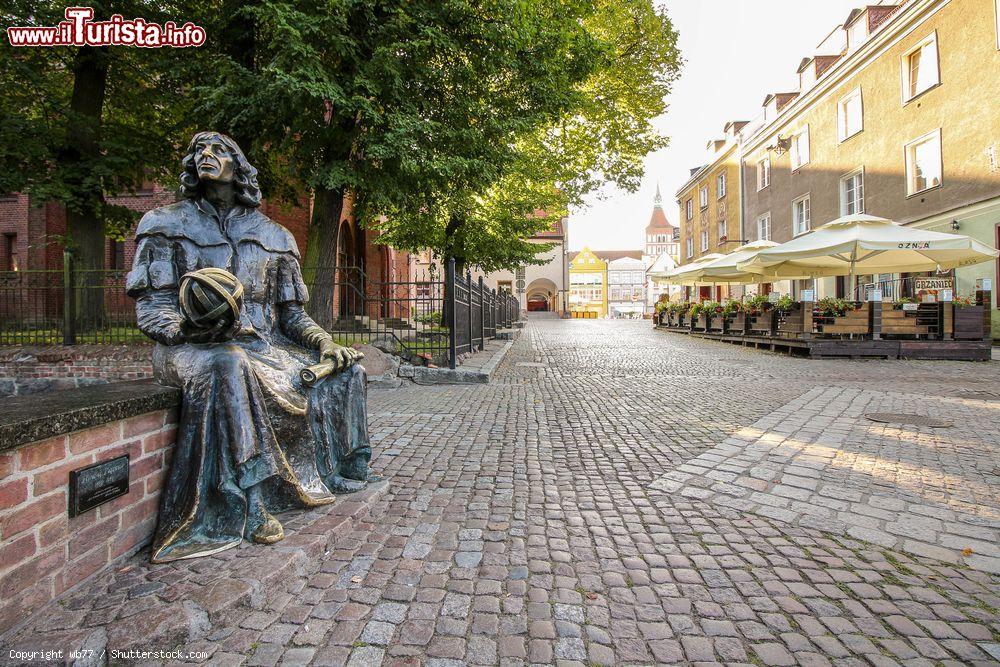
[{"left": 0, "top": 185, "right": 413, "bottom": 330}]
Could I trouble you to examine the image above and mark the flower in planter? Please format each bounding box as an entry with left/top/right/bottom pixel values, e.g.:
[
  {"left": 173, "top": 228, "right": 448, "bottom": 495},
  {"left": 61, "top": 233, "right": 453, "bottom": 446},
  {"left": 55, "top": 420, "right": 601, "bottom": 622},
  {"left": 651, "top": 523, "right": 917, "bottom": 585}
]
[
  {"left": 892, "top": 296, "right": 916, "bottom": 310},
  {"left": 953, "top": 295, "right": 976, "bottom": 307},
  {"left": 774, "top": 295, "right": 795, "bottom": 313},
  {"left": 743, "top": 294, "right": 771, "bottom": 315},
  {"left": 816, "top": 297, "right": 857, "bottom": 317}
]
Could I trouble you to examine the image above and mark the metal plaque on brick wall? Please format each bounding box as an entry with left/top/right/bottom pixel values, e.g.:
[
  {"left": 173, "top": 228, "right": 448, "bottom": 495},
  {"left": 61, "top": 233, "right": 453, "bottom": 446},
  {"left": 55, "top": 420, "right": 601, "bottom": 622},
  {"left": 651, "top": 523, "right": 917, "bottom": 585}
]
[{"left": 68, "top": 455, "right": 129, "bottom": 518}]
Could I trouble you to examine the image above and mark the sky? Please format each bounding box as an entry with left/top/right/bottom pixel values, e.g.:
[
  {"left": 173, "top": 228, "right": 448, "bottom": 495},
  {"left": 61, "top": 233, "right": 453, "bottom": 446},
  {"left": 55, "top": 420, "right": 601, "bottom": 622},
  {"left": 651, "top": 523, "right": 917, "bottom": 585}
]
[{"left": 568, "top": 0, "right": 863, "bottom": 251}]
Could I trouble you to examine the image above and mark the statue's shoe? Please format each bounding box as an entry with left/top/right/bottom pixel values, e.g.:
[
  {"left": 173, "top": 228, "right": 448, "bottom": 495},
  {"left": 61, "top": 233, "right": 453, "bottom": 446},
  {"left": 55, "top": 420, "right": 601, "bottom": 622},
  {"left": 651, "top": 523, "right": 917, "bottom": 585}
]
[
  {"left": 326, "top": 474, "right": 367, "bottom": 494},
  {"left": 248, "top": 512, "right": 284, "bottom": 545}
]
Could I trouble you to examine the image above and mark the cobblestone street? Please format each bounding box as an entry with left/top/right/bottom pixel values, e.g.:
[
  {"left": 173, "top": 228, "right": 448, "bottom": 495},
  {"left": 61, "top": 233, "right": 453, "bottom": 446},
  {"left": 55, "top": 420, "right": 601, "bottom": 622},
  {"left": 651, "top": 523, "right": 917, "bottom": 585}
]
[{"left": 7, "top": 318, "right": 1000, "bottom": 666}]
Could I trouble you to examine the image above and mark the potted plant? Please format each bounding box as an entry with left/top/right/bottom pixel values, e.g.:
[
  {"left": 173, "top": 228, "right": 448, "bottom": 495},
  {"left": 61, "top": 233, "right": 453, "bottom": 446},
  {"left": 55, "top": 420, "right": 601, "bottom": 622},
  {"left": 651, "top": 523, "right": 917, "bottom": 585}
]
[
  {"left": 744, "top": 294, "right": 773, "bottom": 333},
  {"left": 708, "top": 301, "right": 728, "bottom": 331}
]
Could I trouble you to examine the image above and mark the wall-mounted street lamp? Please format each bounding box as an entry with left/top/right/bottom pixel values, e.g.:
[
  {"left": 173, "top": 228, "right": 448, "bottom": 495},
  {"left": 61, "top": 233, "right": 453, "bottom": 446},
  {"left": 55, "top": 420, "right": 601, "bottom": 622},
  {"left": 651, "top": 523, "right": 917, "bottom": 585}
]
[{"left": 950, "top": 219, "right": 960, "bottom": 230}]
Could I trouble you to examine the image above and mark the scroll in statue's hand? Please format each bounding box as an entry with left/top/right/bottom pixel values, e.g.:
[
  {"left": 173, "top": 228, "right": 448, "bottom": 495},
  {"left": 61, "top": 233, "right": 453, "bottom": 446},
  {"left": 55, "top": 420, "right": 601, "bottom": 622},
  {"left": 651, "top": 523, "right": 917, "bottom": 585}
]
[{"left": 319, "top": 340, "right": 365, "bottom": 371}]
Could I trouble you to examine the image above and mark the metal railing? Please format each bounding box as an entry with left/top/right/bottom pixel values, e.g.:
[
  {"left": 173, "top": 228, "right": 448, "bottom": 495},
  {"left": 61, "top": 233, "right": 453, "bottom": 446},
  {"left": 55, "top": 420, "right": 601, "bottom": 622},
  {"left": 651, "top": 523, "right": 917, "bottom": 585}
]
[
  {"left": 0, "top": 253, "right": 520, "bottom": 368},
  {"left": 445, "top": 258, "right": 519, "bottom": 368},
  {"left": 0, "top": 252, "right": 142, "bottom": 345}
]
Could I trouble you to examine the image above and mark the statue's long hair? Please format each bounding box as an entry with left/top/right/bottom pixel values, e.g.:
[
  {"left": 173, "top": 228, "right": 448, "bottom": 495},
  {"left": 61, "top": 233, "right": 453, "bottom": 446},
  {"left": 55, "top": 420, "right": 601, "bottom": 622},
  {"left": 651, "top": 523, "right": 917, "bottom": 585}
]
[{"left": 179, "top": 131, "right": 262, "bottom": 208}]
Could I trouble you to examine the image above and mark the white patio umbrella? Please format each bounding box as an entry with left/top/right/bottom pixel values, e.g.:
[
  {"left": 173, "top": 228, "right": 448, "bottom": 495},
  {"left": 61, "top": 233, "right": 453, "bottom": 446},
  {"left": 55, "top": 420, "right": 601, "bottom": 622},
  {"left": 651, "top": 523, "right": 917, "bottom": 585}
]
[
  {"left": 653, "top": 253, "right": 725, "bottom": 286},
  {"left": 685, "top": 240, "right": 780, "bottom": 283},
  {"left": 737, "top": 214, "right": 999, "bottom": 283}
]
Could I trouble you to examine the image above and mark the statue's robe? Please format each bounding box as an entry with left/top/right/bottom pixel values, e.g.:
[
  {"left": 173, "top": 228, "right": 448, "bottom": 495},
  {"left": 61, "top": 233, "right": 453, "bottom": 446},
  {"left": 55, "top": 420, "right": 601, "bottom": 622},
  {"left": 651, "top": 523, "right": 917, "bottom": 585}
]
[{"left": 127, "top": 197, "right": 370, "bottom": 563}]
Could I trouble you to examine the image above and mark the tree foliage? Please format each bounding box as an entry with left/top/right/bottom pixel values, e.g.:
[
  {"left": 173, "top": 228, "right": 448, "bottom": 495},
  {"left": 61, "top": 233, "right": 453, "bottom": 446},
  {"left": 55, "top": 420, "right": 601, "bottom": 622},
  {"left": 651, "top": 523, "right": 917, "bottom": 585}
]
[{"left": 371, "top": 0, "right": 682, "bottom": 271}]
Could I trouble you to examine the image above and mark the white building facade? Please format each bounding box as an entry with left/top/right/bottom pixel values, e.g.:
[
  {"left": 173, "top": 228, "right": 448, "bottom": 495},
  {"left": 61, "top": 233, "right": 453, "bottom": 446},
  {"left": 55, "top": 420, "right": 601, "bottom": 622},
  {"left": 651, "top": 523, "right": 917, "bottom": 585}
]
[{"left": 607, "top": 256, "right": 647, "bottom": 318}]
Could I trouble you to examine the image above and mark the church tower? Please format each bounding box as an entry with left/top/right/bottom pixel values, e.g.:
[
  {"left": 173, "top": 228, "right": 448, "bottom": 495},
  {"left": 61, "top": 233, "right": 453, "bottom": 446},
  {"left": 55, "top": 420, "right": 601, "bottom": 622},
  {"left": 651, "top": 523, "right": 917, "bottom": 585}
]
[{"left": 642, "top": 183, "right": 679, "bottom": 268}]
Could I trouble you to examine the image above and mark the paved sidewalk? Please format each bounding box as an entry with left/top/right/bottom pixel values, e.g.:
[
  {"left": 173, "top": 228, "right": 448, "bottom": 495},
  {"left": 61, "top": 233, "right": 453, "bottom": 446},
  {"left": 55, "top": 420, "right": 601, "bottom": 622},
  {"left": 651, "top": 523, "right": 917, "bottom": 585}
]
[
  {"left": 649, "top": 385, "right": 1000, "bottom": 572},
  {"left": 3, "top": 319, "right": 999, "bottom": 666}
]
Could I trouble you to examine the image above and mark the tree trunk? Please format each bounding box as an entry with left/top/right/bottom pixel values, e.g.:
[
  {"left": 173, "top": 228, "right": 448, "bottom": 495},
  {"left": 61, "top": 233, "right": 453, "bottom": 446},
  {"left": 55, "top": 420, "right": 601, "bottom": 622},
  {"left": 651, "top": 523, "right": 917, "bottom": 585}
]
[
  {"left": 441, "top": 214, "right": 467, "bottom": 327},
  {"left": 63, "top": 38, "right": 110, "bottom": 331},
  {"left": 220, "top": 0, "right": 256, "bottom": 154},
  {"left": 304, "top": 186, "right": 346, "bottom": 329}
]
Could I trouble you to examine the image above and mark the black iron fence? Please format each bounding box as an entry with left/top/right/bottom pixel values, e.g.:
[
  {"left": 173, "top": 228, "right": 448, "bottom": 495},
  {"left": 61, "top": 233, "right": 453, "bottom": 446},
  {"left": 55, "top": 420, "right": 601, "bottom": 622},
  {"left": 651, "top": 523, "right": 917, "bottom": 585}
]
[
  {"left": 445, "top": 258, "right": 518, "bottom": 368},
  {"left": 0, "top": 252, "right": 142, "bottom": 345},
  {"left": 0, "top": 253, "right": 520, "bottom": 367}
]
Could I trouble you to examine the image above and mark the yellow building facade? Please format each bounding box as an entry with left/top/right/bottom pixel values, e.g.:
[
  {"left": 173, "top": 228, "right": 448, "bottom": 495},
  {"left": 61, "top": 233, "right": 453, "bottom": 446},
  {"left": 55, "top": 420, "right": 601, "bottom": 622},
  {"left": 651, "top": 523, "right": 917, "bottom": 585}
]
[{"left": 568, "top": 247, "right": 607, "bottom": 317}]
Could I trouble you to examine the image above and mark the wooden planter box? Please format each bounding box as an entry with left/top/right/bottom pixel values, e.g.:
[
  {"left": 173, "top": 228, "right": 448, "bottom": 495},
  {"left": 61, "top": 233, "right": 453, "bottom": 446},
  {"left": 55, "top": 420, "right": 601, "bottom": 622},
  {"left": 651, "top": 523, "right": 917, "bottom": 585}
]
[
  {"left": 880, "top": 304, "right": 932, "bottom": 338},
  {"left": 708, "top": 314, "right": 726, "bottom": 332},
  {"left": 777, "top": 305, "right": 804, "bottom": 336},
  {"left": 748, "top": 311, "right": 773, "bottom": 334},
  {"left": 693, "top": 314, "right": 709, "bottom": 331},
  {"left": 727, "top": 312, "right": 747, "bottom": 334},
  {"left": 954, "top": 305, "right": 985, "bottom": 340},
  {"left": 815, "top": 303, "right": 868, "bottom": 336}
]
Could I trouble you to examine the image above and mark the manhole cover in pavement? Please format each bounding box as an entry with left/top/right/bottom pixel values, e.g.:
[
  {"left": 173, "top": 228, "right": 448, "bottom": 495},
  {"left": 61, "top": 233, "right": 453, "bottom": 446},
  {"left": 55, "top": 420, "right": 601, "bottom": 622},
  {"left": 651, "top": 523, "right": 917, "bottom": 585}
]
[{"left": 865, "top": 413, "right": 953, "bottom": 428}]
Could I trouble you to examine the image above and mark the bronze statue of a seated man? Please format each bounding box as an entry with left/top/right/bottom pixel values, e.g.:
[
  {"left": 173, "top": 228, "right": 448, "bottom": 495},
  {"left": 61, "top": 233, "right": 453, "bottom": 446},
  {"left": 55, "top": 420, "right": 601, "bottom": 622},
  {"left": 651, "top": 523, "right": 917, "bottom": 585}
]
[{"left": 127, "top": 131, "right": 371, "bottom": 563}]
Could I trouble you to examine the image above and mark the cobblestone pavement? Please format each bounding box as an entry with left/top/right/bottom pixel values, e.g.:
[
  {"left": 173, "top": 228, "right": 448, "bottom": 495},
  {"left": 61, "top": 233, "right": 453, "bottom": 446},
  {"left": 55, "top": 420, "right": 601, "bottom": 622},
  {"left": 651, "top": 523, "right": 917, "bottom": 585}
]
[{"left": 8, "top": 319, "right": 1000, "bottom": 666}]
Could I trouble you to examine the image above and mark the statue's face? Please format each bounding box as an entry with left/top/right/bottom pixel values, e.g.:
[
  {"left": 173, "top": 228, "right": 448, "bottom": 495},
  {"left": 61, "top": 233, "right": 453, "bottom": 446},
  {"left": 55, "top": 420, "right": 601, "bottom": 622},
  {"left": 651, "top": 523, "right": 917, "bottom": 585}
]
[{"left": 194, "top": 136, "right": 236, "bottom": 184}]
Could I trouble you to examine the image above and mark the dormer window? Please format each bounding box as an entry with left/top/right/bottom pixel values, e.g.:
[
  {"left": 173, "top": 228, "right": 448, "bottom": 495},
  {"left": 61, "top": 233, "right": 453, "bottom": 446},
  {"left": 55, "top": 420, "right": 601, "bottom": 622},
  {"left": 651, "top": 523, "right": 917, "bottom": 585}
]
[
  {"left": 800, "top": 65, "right": 816, "bottom": 92},
  {"left": 764, "top": 97, "right": 777, "bottom": 121},
  {"left": 847, "top": 15, "right": 868, "bottom": 52}
]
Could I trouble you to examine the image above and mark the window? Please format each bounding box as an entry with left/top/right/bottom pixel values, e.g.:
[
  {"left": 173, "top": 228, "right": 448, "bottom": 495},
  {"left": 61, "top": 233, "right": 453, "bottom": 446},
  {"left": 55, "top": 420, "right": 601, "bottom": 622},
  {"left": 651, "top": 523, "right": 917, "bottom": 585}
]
[
  {"left": 902, "top": 33, "right": 939, "bottom": 101},
  {"left": 837, "top": 87, "right": 863, "bottom": 141},
  {"left": 716, "top": 172, "right": 726, "bottom": 198},
  {"left": 840, "top": 169, "right": 865, "bottom": 215},
  {"left": 109, "top": 239, "right": 126, "bottom": 270},
  {"left": 3, "top": 233, "right": 17, "bottom": 271},
  {"left": 685, "top": 199, "right": 693, "bottom": 220},
  {"left": 847, "top": 18, "right": 867, "bottom": 52},
  {"left": 686, "top": 238, "right": 694, "bottom": 258},
  {"left": 700, "top": 230, "right": 709, "bottom": 252},
  {"left": 718, "top": 219, "right": 727, "bottom": 241},
  {"left": 792, "top": 195, "right": 811, "bottom": 236},
  {"left": 756, "top": 157, "right": 770, "bottom": 190},
  {"left": 790, "top": 127, "right": 810, "bottom": 170},
  {"left": 757, "top": 214, "right": 771, "bottom": 241},
  {"left": 905, "top": 129, "right": 942, "bottom": 195},
  {"left": 699, "top": 185, "right": 708, "bottom": 209}
]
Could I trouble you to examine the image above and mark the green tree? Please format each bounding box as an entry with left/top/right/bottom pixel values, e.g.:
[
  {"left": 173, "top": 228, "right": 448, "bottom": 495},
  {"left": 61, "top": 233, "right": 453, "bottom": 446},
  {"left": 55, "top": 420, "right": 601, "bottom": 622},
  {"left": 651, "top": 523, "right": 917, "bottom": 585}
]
[
  {"left": 0, "top": 1, "right": 203, "bottom": 323},
  {"left": 193, "top": 0, "right": 600, "bottom": 327},
  {"left": 371, "top": 0, "right": 681, "bottom": 275}
]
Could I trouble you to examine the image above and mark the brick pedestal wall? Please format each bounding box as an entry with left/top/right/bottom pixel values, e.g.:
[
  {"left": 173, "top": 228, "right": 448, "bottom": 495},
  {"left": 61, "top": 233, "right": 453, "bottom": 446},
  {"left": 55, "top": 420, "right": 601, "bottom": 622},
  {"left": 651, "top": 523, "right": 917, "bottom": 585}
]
[
  {"left": 0, "top": 345, "right": 154, "bottom": 396},
  {"left": 0, "top": 408, "right": 177, "bottom": 634}
]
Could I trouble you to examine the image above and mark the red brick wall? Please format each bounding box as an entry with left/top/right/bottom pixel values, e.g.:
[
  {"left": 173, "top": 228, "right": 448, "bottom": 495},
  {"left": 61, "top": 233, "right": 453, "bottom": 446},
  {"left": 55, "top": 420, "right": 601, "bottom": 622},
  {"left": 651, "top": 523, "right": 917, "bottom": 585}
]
[
  {"left": 0, "top": 346, "right": 154, "bottom": 397},
  {"left": 263, "top": 195, "right": 312, "bottom": 254},
  {"left": 0, "top": 409, "right": 178, "bottom": 634}
]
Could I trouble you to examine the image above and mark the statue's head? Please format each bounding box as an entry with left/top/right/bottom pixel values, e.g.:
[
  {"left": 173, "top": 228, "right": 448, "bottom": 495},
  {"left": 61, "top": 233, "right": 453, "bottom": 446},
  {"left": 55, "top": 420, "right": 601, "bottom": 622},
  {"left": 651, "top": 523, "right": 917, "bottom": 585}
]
[{"left": 179, "top": 131, "right": 262, "bottom": 207}]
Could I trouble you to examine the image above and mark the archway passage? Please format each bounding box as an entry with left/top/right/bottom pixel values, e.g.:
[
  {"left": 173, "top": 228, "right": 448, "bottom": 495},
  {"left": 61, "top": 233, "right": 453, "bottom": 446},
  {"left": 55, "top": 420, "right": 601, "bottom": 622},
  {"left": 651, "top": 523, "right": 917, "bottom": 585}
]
[
  {"left": 525, "top": 277, "right": 558, "bottom": 313},
  {"left": 527, "top": 295, "right": 549, "bottom": 311},
  {"left": 335, "top": 219, "right": 364, "bottom": 320}
]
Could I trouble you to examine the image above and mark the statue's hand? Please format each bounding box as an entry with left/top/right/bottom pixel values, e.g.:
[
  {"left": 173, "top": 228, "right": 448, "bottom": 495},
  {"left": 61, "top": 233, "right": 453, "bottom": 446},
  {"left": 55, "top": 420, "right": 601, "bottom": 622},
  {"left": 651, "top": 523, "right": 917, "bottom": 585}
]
[
  {"left": 319, "top": 340, "right": 365, "bottom": 371},
  {"left": 182, "top": 318, "right": 240, "bottom": 344}
]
